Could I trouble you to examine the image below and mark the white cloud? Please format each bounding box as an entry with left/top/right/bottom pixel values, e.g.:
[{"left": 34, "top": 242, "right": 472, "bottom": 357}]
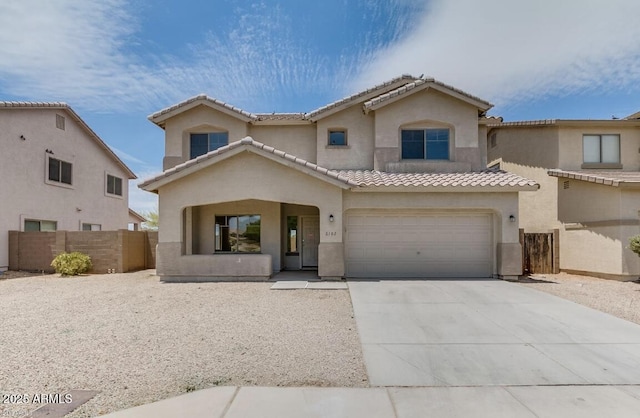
[
  {"left": 0, "top": 0, "right": 420, "bottom": 113},
  {"left": 356, "top": 0, "right": 640, "bottom": 108}
]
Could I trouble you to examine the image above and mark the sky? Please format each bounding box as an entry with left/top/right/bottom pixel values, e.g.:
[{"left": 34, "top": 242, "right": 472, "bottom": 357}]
[{"left": 1, "top": 0, "right": 639, "bottom": 214}]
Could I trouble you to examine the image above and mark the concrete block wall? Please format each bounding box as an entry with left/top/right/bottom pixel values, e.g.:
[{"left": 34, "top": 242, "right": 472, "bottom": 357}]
[{"left": 8, "top": 230, "right": 158, "bottom": 274}]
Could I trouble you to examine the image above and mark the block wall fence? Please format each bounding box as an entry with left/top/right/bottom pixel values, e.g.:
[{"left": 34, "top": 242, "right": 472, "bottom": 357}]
[{"left": 8, "top": 230, "right": 158, "bottom": 273}]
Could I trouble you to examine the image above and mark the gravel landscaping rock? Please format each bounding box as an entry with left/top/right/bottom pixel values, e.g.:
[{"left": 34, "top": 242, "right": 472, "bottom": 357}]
[
  {"left": 0, "top": 270, "right": 367, "bottom": 417},
  {"left": 519, "top": 272, "right": 640, "bottom": 325}
]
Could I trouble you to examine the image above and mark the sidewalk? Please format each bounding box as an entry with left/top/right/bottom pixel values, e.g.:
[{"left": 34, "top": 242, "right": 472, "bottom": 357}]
[{"left": 102, "top": 385, "right": 640, "bottom": 418}]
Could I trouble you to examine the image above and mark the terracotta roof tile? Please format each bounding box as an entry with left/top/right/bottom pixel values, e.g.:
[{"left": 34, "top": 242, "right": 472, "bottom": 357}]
[
  {"left": 548, "top": 169, "right": 640, "bottom": 187},
  {"left": 305, "top": 75, "right": 417, "bottom": 119},
  {"left": 139, "top": 138, "right": 538, "bottom": 192},
  {"left": 363, "top": 78, "right": 492, "bottom": 111},
  {"left": 334, "top": 170, "right": 538, "bottom": 189}
]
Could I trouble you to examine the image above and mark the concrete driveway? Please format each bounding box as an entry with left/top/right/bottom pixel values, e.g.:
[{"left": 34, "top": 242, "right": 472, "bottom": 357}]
[{"left": 348, "top": 278, "right": 640, "bottom": 387}]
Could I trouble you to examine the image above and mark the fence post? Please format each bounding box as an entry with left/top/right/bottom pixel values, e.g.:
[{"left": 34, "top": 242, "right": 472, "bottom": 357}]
[{"left": 552, "top": 229, "right": 560, "bottom": 274}]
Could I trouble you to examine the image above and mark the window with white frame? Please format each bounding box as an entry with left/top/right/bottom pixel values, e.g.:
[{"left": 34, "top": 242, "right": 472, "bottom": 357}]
[
  {"left": 190, "top": 132, "right": 228, "bottom": 159},
  {"left": 401, "top": 128, "right": 450, "bottom": 160},
  {"left": 82, "top": 223, "right": 101, "bottom": 231},
  {"left": 106, "top": 174, "right": 123, "bottom": 196},
  {"left": 56, "top": 114, "right": 65, "bottom": 130},
  {"left": 25, "top": 219, "right": 57, "bottom": 231},
  {"left": 48, "top": 157, "right": 72, "bottom": 185},
  {"left": 583, "top": 134, "right": 620, "bottom": 164}
]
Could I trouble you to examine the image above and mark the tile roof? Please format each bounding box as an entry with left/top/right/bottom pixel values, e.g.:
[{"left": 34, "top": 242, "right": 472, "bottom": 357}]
[
  {"left": 305, "top": 75, "right": 418, "bottom": 119},
  {"left": 548, "top": 169, "right": 640, "bottom": 187},
  {"left": 139, "top": 137, "right": 538, "bottom": 192},
  {"left": 254, "top": 113, "right": 307, "bottom": 121},
  {"left": 138, "top": 137, "right": 360, "bottom": 190},
  {"left": 336, "top": 169, "right": 538, "bottom": 189},
  {"left": 489, "top": 119, "right": 640, "bottom": 128},
  {"left": 0, "top": 101, "right": 136, "bottom": 179},
  {"left": 363, "top": 78, "right": 492, "bottom": 111},
  {"left": 626, "top": 110, "right": 640, "bottom": 120},
  {"left": 149, "top": 94, "right": 258, "bottom": 123}
]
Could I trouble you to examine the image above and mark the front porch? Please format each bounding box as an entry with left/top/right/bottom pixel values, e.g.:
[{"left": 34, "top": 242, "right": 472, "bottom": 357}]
[{"left": 156, "top": 199, "right": 344, "bottom": 282}]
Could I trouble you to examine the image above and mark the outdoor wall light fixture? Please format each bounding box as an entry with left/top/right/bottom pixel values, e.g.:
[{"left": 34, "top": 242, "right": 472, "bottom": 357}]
[
  {"left": 329, "top": 214, "right": 335, "bottom": 222},
  {"left": 509, "top": 215, "right": 516, "bottom": 222},
  {"left": 20, "top": 135, "right": 26, "bottom": 140}
]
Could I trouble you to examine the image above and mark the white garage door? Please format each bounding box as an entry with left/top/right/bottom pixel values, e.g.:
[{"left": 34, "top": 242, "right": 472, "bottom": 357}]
[{"left": 345, "top": 211, "right": 493, "bottom": 278}]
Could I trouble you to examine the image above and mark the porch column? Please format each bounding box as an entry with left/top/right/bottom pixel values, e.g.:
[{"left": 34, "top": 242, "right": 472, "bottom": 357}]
[{"left": 318, "top": 209, "right": 344, "bottom": 280}]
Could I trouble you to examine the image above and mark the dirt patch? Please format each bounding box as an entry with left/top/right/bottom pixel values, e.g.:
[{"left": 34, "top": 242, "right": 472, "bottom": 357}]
[{"left": 519, "top": 272, "right": 640, "bottom": 325}]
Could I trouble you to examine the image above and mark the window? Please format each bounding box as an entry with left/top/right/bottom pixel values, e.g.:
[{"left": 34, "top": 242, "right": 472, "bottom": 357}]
[
  {"left": 583, "top": 134, "right": 620, "bottom": 164},
  {"left": 401, "top": 129, "right": 450, "bottom": 160},
  {"left": 286, "top": 216, "right": 298, "bottom": 254},
  {"left": 215, "top": 215, "right": 261, "bottom": 253},
  {"left": 190, "top": 132, "right": 228, "bottom": 159},
  {"left": 25, "top": 220, "right": 57, "bottom": 231},
  {"left": 56, "top": 114, "right": 65, "bottom": 130},
  {"left": 490, "top": 133, "right": 497, "bottom": 148},
  {"left": 82, "top": 223, "right": 101, "bottom": 231},
  {"left": 328, "top": 130, "right": 347, "bottom": 146},
  {"left": 48, "top": 157, "right": 72, "bottom": 185},
  {"left": 106, "top": 174, "right": 123, "bottom": 196}
]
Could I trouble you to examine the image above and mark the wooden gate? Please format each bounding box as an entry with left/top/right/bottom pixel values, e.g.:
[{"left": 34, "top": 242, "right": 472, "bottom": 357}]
[{"left": 521, "top": 230, "right": 558, "bottom": 274}]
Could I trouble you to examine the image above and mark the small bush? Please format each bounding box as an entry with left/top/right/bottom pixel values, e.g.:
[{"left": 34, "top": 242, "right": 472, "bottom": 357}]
[
  {"left": 629, "top": 235, "right": 640, "bottom": 257},
  {"left": 51, "top": 252, "right": 92, "bottom": 276}
]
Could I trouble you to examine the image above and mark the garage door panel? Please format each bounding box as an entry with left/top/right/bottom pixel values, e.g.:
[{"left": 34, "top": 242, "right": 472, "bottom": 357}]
[{"left": 346, "top": 212, "right": 492, "bottom": 278}]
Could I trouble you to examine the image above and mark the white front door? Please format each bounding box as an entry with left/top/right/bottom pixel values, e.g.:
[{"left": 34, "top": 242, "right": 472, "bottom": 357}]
[{"left": 302, "top": 216, "right": 320, "bottom": 267}]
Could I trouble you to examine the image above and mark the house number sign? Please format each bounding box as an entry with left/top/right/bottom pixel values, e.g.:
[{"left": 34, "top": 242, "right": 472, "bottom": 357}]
[{"left": 325, "top": 231, "right": 337, "bottom": 236}]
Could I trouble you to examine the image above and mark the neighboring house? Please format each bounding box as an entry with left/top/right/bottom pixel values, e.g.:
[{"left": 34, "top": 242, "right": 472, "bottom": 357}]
[
  {"left": 0, "top": 101, "right": 137, "bottom": 271},
  {"left": 128, "top": 209, "right": 147, "bottom": 231},
  {"left": 487, "top": 114, "right": 640, "bottom": 280},
  {"left": 139, "top": 75, "right": 538, "bottom": 281}
]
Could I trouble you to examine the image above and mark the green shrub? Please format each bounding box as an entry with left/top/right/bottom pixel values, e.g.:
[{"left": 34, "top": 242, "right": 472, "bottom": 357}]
[
  {"left": 51, "top": 252, "right": 92, "bottom": 276},
  {"left": 629, "top": 235, "right": 640, "bottom": 256}
]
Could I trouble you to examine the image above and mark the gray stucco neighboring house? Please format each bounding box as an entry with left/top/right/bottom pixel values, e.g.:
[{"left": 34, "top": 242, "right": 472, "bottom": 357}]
[
  {"left": 139, "top": 75, "right": 538, "bottom": 281},
  {"left": 0, "top": 101, "right": 137, "bottom": 271}
]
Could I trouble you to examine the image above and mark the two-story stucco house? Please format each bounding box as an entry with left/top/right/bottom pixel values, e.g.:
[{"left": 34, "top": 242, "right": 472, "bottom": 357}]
[
  {"left": 488, "top": 114, "right": 640, "bottom": 280},
  {"left": 0, "top": 101, "right": 137, "bottom": 271},
  {"left": 139, "top": 75, "right": 538, "bottom": 281}
]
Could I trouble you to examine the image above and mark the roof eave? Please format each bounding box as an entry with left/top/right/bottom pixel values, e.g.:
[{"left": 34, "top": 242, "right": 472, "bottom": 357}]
[
  {"left": 351, "top": 184, "right": 539, "bottom": 192},
  {"left": 149, "top": 96, "right": 256, "bottom": 128}
]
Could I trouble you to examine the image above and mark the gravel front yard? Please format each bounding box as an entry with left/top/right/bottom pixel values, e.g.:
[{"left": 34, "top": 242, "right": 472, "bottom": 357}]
[
  {"left": 519, "top": 272, "right": 640, "bottom": 325},
  {"left": 0, "top": 270, "right": 367, "bottom": 417}
]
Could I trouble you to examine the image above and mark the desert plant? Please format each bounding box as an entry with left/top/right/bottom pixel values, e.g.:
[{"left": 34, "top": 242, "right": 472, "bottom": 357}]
[
  {"left": 629, "top": 235, "right": 640, "bottom": 256},
  {"left": 51, "top": 252, "right": 92, "bottom": 276}
]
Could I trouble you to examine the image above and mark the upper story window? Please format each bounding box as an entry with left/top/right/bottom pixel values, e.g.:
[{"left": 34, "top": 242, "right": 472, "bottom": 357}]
[
  {"left": 328, "top": 129, "right": 347, "bottom": 146},
  {"left": 106, "top": 174, "right": 123, "bottom": 196},
  {"left": 48, "top": 157, "right": 72, "bottom": 185},
  {"left": 190, "top": 132, "right": 228, "bottom": 159},
  {"left": 583, "top": 134, "right": 620, "bottom": 164},
  {"left": 401, "top": 128, "right": 450, "bottom": 160}
]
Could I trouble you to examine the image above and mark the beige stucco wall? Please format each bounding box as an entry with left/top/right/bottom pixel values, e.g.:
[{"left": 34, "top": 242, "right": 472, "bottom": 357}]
[
  {"left": 156, "top": 151, "right": 344, "bottom": 277},
  {"left": 488, "top": 126, "right": 560, "bottom": 232},
  {"left": 248, "top": 124, "right": 316, "bottom": 163},
  {"left": 162, "top": 105, "right": 249, "bottom": 169},
  {"left": 558, "top": 126, "right": 640, "bottom": 171},
  {"left": 0, "top": 108, "right": 131, "bottom": 270},
  {"left": 373, "top": 89, "right": 483, "bottom": 171},
  {"left": 316, "top": 106, "right": 375, "bottom": 169},
  {"left": 558, "top": 179, "right": 640, "bottom": 277}
]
